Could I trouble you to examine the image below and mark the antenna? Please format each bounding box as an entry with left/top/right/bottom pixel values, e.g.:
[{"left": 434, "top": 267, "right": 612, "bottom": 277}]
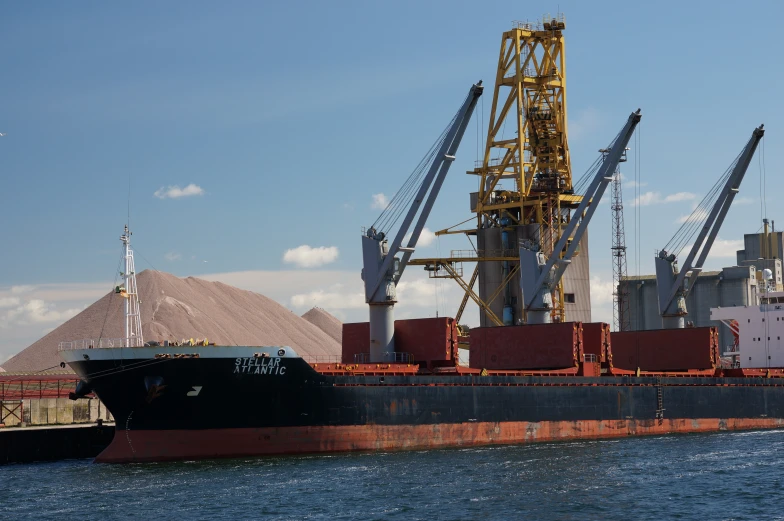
[
  {"left": 127, "top": 171, "right": 132, "bottom": 232},
  {"left": 119, "top": 225, "right": 144, "bottom": 347}
]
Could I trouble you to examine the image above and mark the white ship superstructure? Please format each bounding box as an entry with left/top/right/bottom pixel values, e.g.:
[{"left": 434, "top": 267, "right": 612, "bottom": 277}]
[{"left": 711, "top": 274, "right": 784, "bottom": 368}]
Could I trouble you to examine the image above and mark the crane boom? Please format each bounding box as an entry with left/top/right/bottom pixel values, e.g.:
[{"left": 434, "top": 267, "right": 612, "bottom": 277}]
[
  {"left": 655, "top": 124, "right": 764, "bottom": 328},
  {"left": 520, "top": 109, "right": 642, "bottom": 324},
  {"left": 361, "top": 81, "right": 483, "bottom": 362}
]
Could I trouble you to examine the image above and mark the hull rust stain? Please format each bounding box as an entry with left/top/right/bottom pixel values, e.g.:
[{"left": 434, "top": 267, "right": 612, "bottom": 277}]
[{"left": 97, "top": 417, "right": 784, "bottom": 463}]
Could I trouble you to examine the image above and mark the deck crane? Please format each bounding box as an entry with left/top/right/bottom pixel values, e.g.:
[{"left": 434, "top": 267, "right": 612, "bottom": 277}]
[
  {"left": 520, "top": 110, "right": 642, "bottom": 324},
  {"left": 655, "top": 124, "right": 765, "bottom": 329},
  {"left": 361, "top": 81, "right": 483, "bottom": 363}
]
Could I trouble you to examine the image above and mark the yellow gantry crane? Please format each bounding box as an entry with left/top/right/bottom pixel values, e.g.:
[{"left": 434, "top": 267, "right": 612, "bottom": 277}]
[{"left": 410, "top": 14, "right": 588, "bottom": 327}]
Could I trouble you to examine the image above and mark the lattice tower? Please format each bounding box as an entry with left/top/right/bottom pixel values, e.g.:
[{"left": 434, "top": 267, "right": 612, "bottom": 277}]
[
  {"left": 406, "top": 14, "right": 588, "bottom": 326},
  {"left": 470, "top": 14, "right": 579, "bottom": 322},
  {"left": 611, "top": 169, "right": 630, "bottom": 331}
]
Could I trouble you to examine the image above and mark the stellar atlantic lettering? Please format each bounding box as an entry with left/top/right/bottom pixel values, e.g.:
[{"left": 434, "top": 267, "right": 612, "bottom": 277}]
[{"left": 234, "top": 357, "right": 287, "bottom": 375}]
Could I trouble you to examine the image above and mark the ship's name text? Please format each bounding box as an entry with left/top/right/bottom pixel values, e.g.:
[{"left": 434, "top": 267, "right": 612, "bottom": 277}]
[{"left": 234, "top": 357, "right": 287, "bottom": 375}]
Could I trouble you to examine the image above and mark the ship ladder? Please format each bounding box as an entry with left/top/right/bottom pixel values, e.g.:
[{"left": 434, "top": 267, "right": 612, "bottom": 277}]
[{"left": 655, "top": 378, "right": 665, "bottom": 425}]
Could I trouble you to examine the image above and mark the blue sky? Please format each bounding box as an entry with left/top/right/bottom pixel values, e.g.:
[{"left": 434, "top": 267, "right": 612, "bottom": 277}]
[{"left": 1, "top": 1, "right": 782, "bottom": 361}]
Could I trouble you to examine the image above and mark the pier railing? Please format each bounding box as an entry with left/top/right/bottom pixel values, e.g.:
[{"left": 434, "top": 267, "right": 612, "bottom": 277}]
[{"left": 0, "top": 374, "right": 81, "bottom": 400}]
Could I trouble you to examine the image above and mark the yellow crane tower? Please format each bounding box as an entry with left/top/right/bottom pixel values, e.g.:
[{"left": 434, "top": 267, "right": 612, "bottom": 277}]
[{"left": 410, "top": 14, "right": 589, "bottom": 326}]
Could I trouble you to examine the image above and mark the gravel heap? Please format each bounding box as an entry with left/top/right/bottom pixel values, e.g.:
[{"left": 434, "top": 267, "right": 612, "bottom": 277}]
[
  {"left": 301, "top": 307, "right": 343, "bottom": 344},
  {"left": 2, "top": 270, "right": 342, "bottom": 372}
]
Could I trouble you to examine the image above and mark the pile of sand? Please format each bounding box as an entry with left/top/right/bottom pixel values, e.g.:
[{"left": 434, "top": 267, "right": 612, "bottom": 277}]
[
  {"left": 301, "top": 307, "right": 342, "bottom": 344},
  {"left": 2, "top": 270, "right": 343, "bottom": 373}
]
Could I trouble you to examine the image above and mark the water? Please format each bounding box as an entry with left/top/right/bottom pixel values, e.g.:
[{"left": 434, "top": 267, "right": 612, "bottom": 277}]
[{"left": 3, "top": 430, "right": 784, "bottom": 520}]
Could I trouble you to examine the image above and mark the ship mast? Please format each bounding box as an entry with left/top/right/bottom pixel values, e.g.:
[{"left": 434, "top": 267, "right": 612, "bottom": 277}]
[{"left": 120, "top": 225, "right": 144, "bottom": 347}]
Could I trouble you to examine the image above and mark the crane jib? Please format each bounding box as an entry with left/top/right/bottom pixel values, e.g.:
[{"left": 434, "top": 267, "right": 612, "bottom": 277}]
[
  {"left": 363, "top": 82, "right": 484, "bottom": 304},
  {"left": 658, "top": 125, "right": 765, "bottom": 323},
  {"left": 522, "top": 109, "right": 642, "bottom": 311}
]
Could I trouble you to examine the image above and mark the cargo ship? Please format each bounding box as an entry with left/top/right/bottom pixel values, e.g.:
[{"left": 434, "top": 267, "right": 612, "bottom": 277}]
[
  {"left": 58, "top": 226, "right": 784, "bottom": 463},
  {"left": 59, "top": 26, "right": 782, "bottom": 461},
  {"left": 60, "top": 315, "right": 784, "bottom": 463}
]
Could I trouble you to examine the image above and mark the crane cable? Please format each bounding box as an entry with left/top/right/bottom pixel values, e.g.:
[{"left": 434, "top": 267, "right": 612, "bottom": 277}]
[
  {"left": 759, "top": 135, "right": 767, "bottom": 224},
  {"left": 374, "top": 126, "right": 449, "bottom": 234},
  {"left": 634, "top": 124, "right": 641, "bottom": 331},
  {"left": 97, "top": 247, "right": 127, "bottom": 343},
  {"left": 568, "top": 124, "right": 626, "bottom": 200},
  {"left": 665, "top": 150, "right": 742, "bottom": 256},
  {"left": 663, "top": 149, "right": 743, "bottom": 258},
  {"left": 371, "top": 95, "right": 468, "bottom": 236}
]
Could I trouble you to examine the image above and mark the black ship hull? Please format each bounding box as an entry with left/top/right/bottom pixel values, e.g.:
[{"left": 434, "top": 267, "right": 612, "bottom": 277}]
[{"left": 62, "top": 346, "right": 784, "bottom": 463}]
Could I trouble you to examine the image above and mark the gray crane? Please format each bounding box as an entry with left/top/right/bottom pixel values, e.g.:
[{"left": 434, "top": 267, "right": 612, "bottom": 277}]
[
  {"left": 361, "top": 81, "right": 483, "bottom": 363},
  {"left": 520, "top": 110, "right": 642, "bottom": 324},
  {"left": 655, "top": 124, "right": 765, "bottom": 328}
]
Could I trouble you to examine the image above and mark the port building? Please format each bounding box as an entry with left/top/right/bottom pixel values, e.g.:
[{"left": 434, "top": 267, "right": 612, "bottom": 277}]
[{"left": 621, "top": 229, "right": 783, "bottom": 351}]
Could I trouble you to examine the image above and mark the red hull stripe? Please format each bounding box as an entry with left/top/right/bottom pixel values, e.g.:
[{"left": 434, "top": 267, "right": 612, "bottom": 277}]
[{"left": 96, "top": 418, "right": 784, "bottom": 463}]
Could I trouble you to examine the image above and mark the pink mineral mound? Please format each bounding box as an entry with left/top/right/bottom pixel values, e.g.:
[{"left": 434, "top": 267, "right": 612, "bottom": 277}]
[
  {"left": 2, "top": 270, "right": 341, "bottom": 373},
  {"left": 301, "top": 307, "right": 342, "bottom": 344}
]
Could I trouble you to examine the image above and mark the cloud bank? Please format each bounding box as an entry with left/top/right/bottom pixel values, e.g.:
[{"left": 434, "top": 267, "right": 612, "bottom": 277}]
[
  {"left": 282, "top": 245, "right": 340, "bottom": 268},
  {"left": 632, "top": 191, "right": 697, "bottom": 206},
  {"left": 154, "top": 184, "right": 205, "bottom": 199}
]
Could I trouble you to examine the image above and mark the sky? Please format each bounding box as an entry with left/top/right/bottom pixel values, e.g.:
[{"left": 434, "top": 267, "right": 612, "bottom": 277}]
[{"left": 1, "top": 0, "right": 783, "bottom": 363}]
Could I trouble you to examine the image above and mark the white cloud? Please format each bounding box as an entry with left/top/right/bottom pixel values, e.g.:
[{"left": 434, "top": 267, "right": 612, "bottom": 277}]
[
  {"left": 632, "top": 191, "right": 697, "bottom": 206},
  {"left": 0, "top": 297, "right": 20, "bottom": 308},
  {"left": 0, "top": 282, "right": 108, "bottom": 304},
  {"left": 371, "top": 193, "right": 390, "bottom": 210},
  {"left": 675, "top": 207, "right": 709, "bottom": 224},
  {"left": 0, "top": 281, "right": 112, "bottom": 365},
  {"left": 282, "top": 245, "right": 339, "bottom": 268},
  {"left": 287, "top": 272, "right": 444, "bottom": 313},
  {"left": 164, "top": 252, "right": 182, "bottom": 261},
  {"left": 680, "top": 238, "right": 742, "bottom": 260},
  {"left": 0, "top": 265, "right": 466, "bottom": 365},
  {"left": 590, "top": 275, "right": 614, "bottom": 307},
  {"left": 590, "top": 274, "right": 614, "bottom": 326},
  {"left": 290, "top": 284, "right": 365, "bottom": 310},
  {"left": 708, "top": 239, "right": 743, "bottom": 258},
  {"left": 396, "top": 278, "right": 438, "bottom": 305},
  {"left": 632, "top": 191, "right": 660, "bottom": 206},
  {"left": 619, "top": 173, "right": 647, "bottom": 189},
  {"left": 1, "top": 299, "right": 82, "bottom": 327},
  {"left": 201, "top": 268, "right": 463, "bottom": 325},
  {"left": 404, "top": 227, "right": 436, "bottom": 247},
  {"left": 663, "top": 192, "right": 697, "bottom": 203},
  {"left": 153, "top": 183, "right": 205, "bottom": 199}
]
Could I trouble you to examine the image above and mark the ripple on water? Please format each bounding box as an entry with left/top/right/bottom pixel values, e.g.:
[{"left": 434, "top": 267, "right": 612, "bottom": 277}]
[{"left": 3, "top": 430, "right": 784, "bottom": 520}]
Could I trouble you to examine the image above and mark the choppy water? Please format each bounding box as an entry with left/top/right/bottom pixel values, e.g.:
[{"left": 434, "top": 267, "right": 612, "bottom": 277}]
[{"left": 3, "top": 430, "right": 784, "bottom": 520}]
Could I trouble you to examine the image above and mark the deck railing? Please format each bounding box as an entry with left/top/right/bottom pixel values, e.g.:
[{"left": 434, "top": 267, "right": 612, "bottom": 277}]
[
  {"left": 353, "top": 352, "right": 414, "bottom": 364},
  {"left": 58, "top": 338, "right": 136, "bottom": 351},
  {"left": 301, "top": 355, "right": 342, "bottom": 364}
]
